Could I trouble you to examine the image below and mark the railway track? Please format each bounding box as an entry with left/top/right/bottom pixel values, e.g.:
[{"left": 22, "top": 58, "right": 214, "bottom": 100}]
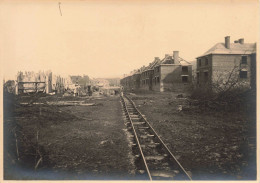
[{"left": 121, "top": 95, "right": 192, "bottom": 181}]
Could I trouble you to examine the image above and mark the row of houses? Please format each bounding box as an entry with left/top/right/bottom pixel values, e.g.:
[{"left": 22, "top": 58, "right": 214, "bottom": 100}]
[
  {"left": 121, "top": 51, "right": 192, "bottom": 92},
  {"left": 120, "top": 36, "right": 257, "bottom": 92}
]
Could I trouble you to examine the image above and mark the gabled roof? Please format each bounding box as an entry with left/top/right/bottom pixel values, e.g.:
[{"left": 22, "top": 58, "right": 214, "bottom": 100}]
[
  {"left": 142, "top": 65, "right": 150, "bottom": 72},
  {"left": 197, "top": 42, "right": 256, "bottom": 58},
  {"left": 132, "top": 69, "right": 141, "bottom": 75},
  {"left": 154, "top": 54, "right": 191, "bottom": 67},
  {"left": 147, "top": 58, "right": 161, "bottom": 70},
  {"left": 124, "top": 52, "right": 191, "bottom": 78},
  {"left": 153, "top": 58, "right": 164, "bottom": 67},
  {"left": 162, "top": 55, "right": 174, "bottom": 64},
  {"left": 141, "top": 57, "right": 161, "bottom": 72},
  {"left": 179, "top": 57, "right": 191, "bottom": 65}
]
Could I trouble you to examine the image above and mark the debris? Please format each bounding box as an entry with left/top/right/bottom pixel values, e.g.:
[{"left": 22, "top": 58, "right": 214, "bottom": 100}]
[
  {"left": 79, "top": 103, "right": 95, "bottom": 106},
  {"left": 177, "top": 105, "right": 182, "bottom": 112},
  {"left": 100, "top": 140, "right": 109, "bottom": 145}
]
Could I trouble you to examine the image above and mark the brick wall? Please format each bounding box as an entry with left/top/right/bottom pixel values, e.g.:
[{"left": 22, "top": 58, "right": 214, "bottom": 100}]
[
  {"left": 158, "top": 65, "right": 192, "bottom": 92},
  {"left": 212, "top": 54, "right": 251, "bottom": 88},
  {"left": 197, "top": 54, "right": 252, "bottom": 89},
  {"left": 196, "top": 55, "right": 213, "bottom": 87},
  {"left": 121, "top": 64, "right": 193, "bottom": 93}
]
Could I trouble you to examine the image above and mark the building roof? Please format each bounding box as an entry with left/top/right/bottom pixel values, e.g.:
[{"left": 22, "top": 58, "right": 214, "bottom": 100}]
[
  {"left": 123, "top": 52, "right": 190, "bottom": 78},
  {"left": 179, "top": 57, "right": 191, "bottom": 65},
  {"left": 146, "top": 58, "right": 161, "bottom": 70},
  {"left": 197, "top": 42, "right": 256, "bottom": 58},
  {"left": 154, "top": 54, "right": 191, "bottom": 67}
]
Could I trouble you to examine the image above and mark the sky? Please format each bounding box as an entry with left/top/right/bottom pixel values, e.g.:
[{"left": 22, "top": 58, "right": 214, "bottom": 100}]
[{"left": 0, "top": 0, "right": 258, "bottom": 80}]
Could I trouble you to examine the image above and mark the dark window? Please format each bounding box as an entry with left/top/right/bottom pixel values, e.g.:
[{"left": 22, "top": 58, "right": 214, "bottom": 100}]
[
  {"left": 182, "top": 76, "right": 188, "bottom": 83},
  {"left": 198, "top": 59, "right": 201, "bottom": 67},
  {"left": 242, "top": 56, "right": 247, "bottom": 64},
  {"left": 157, "top": 77, "right": 160, "bottom": 83},
  {"left": 240, "top": 71, "right": 247, "bottom": 78},
  {"left": 204, "top": 72, "right": 209, "bottom": 82},
  {"left": 205, "top": 58, "right": 209, "bottom": 65},
  {"left": 197, "top": 73, "right": 200, "bottom": 84},
  {"left": 182, "top": 66, "right": 188, "bottom": 72}
]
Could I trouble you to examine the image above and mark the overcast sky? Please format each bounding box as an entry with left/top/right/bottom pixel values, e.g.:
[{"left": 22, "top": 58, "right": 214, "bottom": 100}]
[{"left": 0, "top": 0, "right": 258, "bottom": 80}]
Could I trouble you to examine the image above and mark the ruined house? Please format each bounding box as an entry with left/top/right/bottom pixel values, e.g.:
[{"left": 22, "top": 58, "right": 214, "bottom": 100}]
[
  {"left": 120, "top": 74, "right": 134, "bottom": 91},
  {"left": 14, "top": 71, "right": 71, "bottom": 95},
  {"left": 152, "top": 51, "right": 192, "bottom": 92},
  {"left": 196, "top": 36, "right": 257, "bottom": 90},
  {"left": 140, "top": 57, "right": 160, "bottom": 91},
  {"left": 120, "top": 51, "right": 192, "bottom": 92},
  {"left": 15, "top": 71, "right": 52, "bottom": 94},
  {"left": 52, "top": 75, "right": 67, "bottom": 94}
]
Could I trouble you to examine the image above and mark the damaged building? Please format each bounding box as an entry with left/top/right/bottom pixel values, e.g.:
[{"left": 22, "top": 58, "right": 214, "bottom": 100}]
[
  {"left": 15, "top": 71, "right": 70, "bottom": 95},
  {"left": 196, "top": 36, "right": 257, "bottom": 91},
  {"left": 121, "top": 51, "right": 192, "bottom": 92},
  {"left": 15, "top": 71, "right": 52, "bottom": 94}
]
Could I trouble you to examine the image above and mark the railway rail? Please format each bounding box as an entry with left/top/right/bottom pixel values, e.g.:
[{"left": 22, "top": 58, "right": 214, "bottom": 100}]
[{"left": 121, "top": 95, "right": 192, "bottom": 180}]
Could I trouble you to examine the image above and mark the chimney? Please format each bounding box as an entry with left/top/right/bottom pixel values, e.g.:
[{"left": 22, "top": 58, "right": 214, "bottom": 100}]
[
  {"left": 225, "top": 36, "right": 230, "bottom": 49},
  {"left": 173, "top": 51, "right": 179, "bottom": 64},
  {"left": 238, "top": 38, "right": 244, "bottom": 44},
  {"left": 154, "top": 57, "right": 160, "bottom": 61}
]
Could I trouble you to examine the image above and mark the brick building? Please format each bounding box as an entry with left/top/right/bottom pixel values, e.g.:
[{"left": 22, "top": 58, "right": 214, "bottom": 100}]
[
  {"left": 196, "top": 36, "right": 257, "bottom": 90},
  {"left": 121, "top": 51, "right": 192, "bottom": 92},
  {"left": 140, "top": 57, "right": 160, "bottom": 91},
  {"left": 152, "top": 51, "right": 192, "bottom": 92}
]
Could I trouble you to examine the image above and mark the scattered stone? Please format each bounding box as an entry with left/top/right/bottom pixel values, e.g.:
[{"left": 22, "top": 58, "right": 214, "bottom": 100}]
[{"left": 177, "top": 105, "right": 182, "bottom": 112}]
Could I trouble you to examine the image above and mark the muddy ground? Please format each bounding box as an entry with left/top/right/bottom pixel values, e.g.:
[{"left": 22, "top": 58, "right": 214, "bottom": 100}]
[
  {"left": 4, "top": 90, "right": 256, "bottom": 180},
  {"left": 128, "top": 90, "right": 256, "bottom": 180},
  {"left": 4, "top": 93, "right": 135, "bottom": 180}
]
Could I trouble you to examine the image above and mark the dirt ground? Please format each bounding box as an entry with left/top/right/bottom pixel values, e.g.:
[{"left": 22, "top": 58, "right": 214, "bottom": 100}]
[
  {"left": 4, "top": 93, "right": 135, "bottom": 180},
  {"left": 127, "top": 90, "right": 256, "bottom": 180},
  {"left": 4, "top": 90, "right": 256, "bottom": 180}
]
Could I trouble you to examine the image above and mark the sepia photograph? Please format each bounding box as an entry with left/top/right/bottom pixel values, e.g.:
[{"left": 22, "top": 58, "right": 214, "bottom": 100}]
[{"left": 0, "top": 0, "right": 258, "bottom": 182}]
